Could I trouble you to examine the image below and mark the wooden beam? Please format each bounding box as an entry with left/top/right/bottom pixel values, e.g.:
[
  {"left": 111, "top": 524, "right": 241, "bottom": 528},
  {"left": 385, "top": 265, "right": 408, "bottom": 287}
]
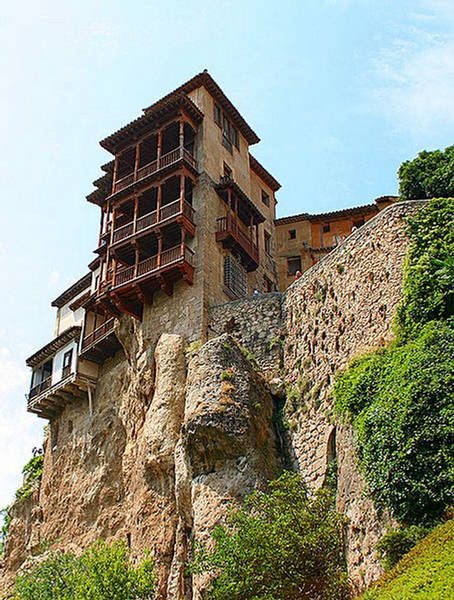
[{"left": 158, "top": 275, "right": 173, "bottom": 297}]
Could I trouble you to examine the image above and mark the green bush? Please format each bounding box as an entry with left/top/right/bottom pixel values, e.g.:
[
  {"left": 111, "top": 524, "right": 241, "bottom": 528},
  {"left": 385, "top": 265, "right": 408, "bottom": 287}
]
[
  {"left": 190, "top": 471, "right": 350, "bottom": 600},
  {"left": 335, "top": 320, "right": 454, "bottom": 524},
  {"left": 396, "top": 197, "right": 454, "bottom": 334},
  {"left": 398, "top": 145, "right": 454, "bottom": 200},
  {"left": 360, "top": 518, "right": 454, "bottom": 600},
  {"left": 376, "top": 525, "right": 429, "bottom": 572},
  {"left": 16, "top": 455, "right": 44, "bottom": 500},
  {"left": 15, "top": 540, "right": 156, "bottom": 600}
]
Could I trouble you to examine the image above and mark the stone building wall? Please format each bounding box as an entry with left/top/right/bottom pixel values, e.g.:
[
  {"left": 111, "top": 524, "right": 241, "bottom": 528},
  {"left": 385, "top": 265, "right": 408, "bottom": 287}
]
[
  {"left": 208, "top": 292, "right": 283, "bottom": 377},
  {"left": 282, "top": 200, "right": 425, "bottom": 591}
]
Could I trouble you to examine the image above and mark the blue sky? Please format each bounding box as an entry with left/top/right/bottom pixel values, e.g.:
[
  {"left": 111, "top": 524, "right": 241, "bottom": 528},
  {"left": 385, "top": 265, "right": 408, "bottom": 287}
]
[{"left": 0, "top": 0, "right": 453, "bottom": 507}]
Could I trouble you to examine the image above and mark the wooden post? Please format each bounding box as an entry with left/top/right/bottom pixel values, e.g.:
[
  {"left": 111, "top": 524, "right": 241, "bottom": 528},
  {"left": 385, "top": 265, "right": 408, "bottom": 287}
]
[
  {"left": 157, "top": 185, "right": 162, "bottom": 223},
  {"left": 134, "top": 242, "right": 139, "bottom": 278},
  {"left": 181, "top": 228, "right": 186, "bottom": 257},
  {"left": 250, "top": 214, "right": 254, "bottom": 241},
  {"left": 157, "top": 131, "right": 162, "bottom": 165},
  {"left": 110, "top": 207, "right": 117, "bottom": 246},
  {"left": 133, "top": 196, "right": 139, "bottom": 233},
  {"left": 179, "top": 118, "right": 184, "bottom": 155},
  {"left": 180, "top": 174, "right": 185, "bottom": 211},
  {"left": 112, "top": 158, "right": 118, "bottom": 194},
  {"left": 157, "top": 234, "right": 162, "bottom": 268},
  {"left": 112, "top": 257, "right": 118, "bottom": 287},
  {"left": 98, "top": 210, "right": 104, "bottom": 247},
  {"left": 255, "top": 220, "right": 259, "bottom": 248},
  {"left": 134, "top": 143, "right": 140, "bottom": 181}
]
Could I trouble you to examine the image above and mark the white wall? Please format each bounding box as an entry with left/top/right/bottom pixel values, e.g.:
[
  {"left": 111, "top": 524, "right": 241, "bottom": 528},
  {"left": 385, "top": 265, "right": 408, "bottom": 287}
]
[{"left": 55, "top": 289, "right": 88, "bottom": 336}]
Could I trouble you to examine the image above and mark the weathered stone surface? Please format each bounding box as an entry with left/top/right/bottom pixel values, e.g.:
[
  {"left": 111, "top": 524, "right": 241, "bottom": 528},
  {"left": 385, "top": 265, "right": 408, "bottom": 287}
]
[{"left": 0, "top": 202, "right": 426, "bottom": 599}]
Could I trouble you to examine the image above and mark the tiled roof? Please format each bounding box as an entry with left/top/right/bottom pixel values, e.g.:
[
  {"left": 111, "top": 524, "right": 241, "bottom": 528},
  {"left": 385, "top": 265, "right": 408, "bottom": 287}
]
[{"left": 249, "top": 154, "right": 281, "bottom": 192}]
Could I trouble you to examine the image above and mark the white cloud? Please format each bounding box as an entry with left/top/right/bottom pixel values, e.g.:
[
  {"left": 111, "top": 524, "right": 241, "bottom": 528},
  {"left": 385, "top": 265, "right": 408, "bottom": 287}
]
[
  {"left": 0, "top": 347, "right": 29, "bottom": 397},
  {"left": 370, "top": 3, "right": 454, "bottom": 133}
]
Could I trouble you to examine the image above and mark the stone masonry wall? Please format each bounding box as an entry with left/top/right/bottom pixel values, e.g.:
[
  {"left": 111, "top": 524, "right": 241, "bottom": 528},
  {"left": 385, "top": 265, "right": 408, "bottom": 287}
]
[
  {"left": 283, "top": 201, "right": 425, "bottom": 591},
  {"left": 208, "top": 292, "right": 283, "bottom": 377}
]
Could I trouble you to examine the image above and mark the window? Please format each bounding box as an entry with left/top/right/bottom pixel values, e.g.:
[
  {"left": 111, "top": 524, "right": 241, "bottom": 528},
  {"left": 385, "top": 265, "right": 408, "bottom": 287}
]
[
  {"left": 264, "top": 231, "right": 271, "bottom": 255},
  {"left": 261, "top": 190, "right": 270, "bottom": 207},
  {"left": 214, "top": 103, "right": 222, "bottom": 126},
  {"left": 289, "top": 229, "right": 296, "bottom": 239},
  {"left": 264, "top": 276, "right": 274, "bottom": 293},
  {"left": 223, "top": 163, "right": 232, "bottom": 179},
  {"left": 232, "top": 126, "right": 239, "bottom": 149},
  {"left": 353, "top": 218, "right": 365, "bottom": 229},
  {"left": 223, "top": 255, "right": 247, "bottom": 299},
  {"left": 62, "top": 349, "right": 73, "bottom": 378},
  {"left": 322, "top": 224, "right": 331, "bottom": 233},
  {"left": 287, "top": 256, "right": 302, "bottom": 276}
]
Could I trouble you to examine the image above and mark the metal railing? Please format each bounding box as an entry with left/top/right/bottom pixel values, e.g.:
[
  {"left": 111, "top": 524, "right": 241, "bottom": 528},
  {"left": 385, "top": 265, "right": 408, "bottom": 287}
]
[
  {"left": 29, "top": 376, "right": 52, "bottom": 399},
  {"left": 113, "top": 146, "right": 197, "bottom": 194}
]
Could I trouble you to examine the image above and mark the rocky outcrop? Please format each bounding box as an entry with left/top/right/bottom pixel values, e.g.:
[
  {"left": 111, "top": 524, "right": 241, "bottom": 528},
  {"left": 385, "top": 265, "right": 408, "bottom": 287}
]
[{"left": 1, "top": 333, "right": 278, "bottom": 599}]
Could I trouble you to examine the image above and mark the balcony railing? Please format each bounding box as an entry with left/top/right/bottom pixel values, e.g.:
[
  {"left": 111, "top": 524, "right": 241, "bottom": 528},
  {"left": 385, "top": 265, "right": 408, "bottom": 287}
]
[
  {"left": 29, "top": 376, "right": 52, "bottom": 400},
  {"left": 82, "top": 317, "right": 116, "bottom": 351},
  {"left": 113, "top": 147, "right": 197, "bottom": 194},
  {"left": 112, "top": 199, "right": 195, "bottom": 245},
  {"left": 113, "top": 244, "right": 194, "bottom": 289},
  {"left": 216, "top": 214, "right": 259, "bottom": 265}
]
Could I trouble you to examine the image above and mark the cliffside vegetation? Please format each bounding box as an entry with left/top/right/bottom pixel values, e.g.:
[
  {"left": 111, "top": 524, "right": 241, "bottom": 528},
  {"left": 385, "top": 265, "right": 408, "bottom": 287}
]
[
  {"left": 190, "top": 471, "right": 350, "bottom": 600},
  {"left": 335, "top": 198, "right": 454, "bottom": 554},
  {"left": 14, "top": 540, "right": 156, "bottom": 600},
  {"left": 360, "top": 517, "right": 454, "bottom": 600}
]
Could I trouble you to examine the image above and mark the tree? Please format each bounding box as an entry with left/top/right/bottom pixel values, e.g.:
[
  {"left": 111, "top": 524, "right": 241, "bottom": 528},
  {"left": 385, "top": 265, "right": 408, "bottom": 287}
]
[
  {"left": 190, "top": 472, "right": 350, "bottom": 600},
  {"left": 14, "top": 540, "right": 156, "bottom": 600},
  {"left": 398, "top": 145, "right": 454, "bottom": 200}
]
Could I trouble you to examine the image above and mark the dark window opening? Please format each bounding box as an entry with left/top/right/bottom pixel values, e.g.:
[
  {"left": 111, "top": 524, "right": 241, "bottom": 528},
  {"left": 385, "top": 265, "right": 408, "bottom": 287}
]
[
  {"left": 214, "top": 103, "right": 222, "bottom": 126},
  {"left": 289, "top": 229, "right": 296, "bottom": 239},
  {"left": 261, "top": 190, "right": 270, "bottom": 207},
  {"left": 287, "top": 256, "right": 302, "bottom": 276},
  {"left": 265, "top": 276, "right": 274, "bottom": 293},
  {"left": 223, "top": 255, "right": 247, "bottom": 299},
  {"left": 62, "top": 349, "right": 73, "bottom": 378},
  {"left": 353, "top": 218, "right": 365, "bottom": 229},
  {"left": 322, "top": 224, "right": 331, "bottom": 233},
  {"left": 264, "top": 230, "right": 271, "bottom": 255},
  {"left": 223, "top": 163, "right": 232, "bottom": 179}
]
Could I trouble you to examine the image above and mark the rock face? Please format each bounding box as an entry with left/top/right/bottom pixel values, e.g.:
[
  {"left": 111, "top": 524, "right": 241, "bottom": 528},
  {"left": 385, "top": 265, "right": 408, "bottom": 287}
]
[
  {"left": 1, "top": 201, "right": 425, "bottom": 598},
  {"left": 1, "top": 333, "right": 278, "bottom": 599}
]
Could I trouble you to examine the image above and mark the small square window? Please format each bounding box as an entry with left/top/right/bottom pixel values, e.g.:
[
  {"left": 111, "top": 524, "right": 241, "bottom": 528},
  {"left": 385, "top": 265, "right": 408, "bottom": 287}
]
[
  {"left": 322, "top": 224, "right": 331, "bottom": 233},
  {"left": 214, "top": 103, "right": 222, "bottom": 126},
  {"left": 289, "top": 229, "right": 296, "bottom": 239},
  {"left": 261, "top": 190, "right": 270, "bottom": 207},
  {"left": 353, "top": 218, "right": 365, "bottom": 229},
  {"left": 264, "top": 231, "right": 271, "bottom": 255},
  {"left": 287, "top": 256, "right": 302, "bottom": 276}
]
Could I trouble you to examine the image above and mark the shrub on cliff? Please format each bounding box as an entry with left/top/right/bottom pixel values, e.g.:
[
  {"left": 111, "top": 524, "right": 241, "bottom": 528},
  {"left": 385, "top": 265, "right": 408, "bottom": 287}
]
[
  {"left": 190, "top": 471, "right": 350, "bottom": 600},
  {"left": 14, "top": 540, "right": 156, "bottom": 600},
  {"left": 398, "top": 145, "right": 454, "bottom": 200},
  {"left": 335, "top": 198, "right": 454, "bottom": 525}
]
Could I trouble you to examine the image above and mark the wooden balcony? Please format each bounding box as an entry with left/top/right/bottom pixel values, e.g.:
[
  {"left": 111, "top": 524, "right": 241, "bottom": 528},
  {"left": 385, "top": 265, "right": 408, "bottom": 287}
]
[
  {"left": 113, "top": 147, "right": 197, "bottom": 196},
  {"left": 111, "top": 200, "right": 195, "bottom": 246},
  {"left": 27, "top": 370, "right": 96, "bottom": 420},
  {"left": 80, "top": 317, "right": 122, "bottom": 364},
  {"left": 216, "top": 214, "right": 259, "bottom": 271},
  {"left": 112, "top": 244, "right": 195, "bottom": 291}
]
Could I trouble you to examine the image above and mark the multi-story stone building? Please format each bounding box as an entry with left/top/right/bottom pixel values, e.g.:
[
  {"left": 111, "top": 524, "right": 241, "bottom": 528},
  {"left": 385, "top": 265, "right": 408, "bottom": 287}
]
[
  {"left": 26, "top": 71, "right": 281, "bottom": 418},
  {"left": 275, "top": 196, "right": 397, "bottom": 290}
]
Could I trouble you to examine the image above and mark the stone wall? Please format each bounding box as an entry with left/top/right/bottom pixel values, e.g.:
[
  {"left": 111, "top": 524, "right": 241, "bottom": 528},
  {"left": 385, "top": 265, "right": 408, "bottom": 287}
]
[
  {"left": 208, "top": 292, "right": 283, "bottom": 377},
  {"left": 283, "top": 200, "right": 425, "bottom": 591}
]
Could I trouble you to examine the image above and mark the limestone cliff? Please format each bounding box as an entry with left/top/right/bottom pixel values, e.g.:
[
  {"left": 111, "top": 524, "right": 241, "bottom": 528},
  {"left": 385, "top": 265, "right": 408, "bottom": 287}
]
[{"left": 0, "top": 201, "right": 424, "bottom": 599}]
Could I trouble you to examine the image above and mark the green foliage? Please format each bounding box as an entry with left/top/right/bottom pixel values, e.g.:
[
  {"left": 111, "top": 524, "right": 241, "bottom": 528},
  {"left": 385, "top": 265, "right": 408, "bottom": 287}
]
[
  {"left": 398, "top": 145, "right": 454, "bottom": 200},
  {"left": 185, "top": 339, "right": 202, "bottom": 356},
  {"left": 335, "top": 198, "right": 454, "bottom": 526},
  {"left": 221, "top": 369, "right": 234, "bottom": 381},
  {"left": 190, "top": 471, "right": 350, "bottom": 600},
  {"left": 16, "top": 455, "right": 44, "bottom": 500},
  {"left": 396, "top": 197, "right": 454, "bottom": 334},
  {"left": 376, "top": 525, "right": 429, "bottom": 572},
  {"left": 360, "top": 518, "right": 454, "bottom": 600},
  {"left": 336, "top": 263, "right": 345, "bottom": 275},
  {"left": 15, "top": 540, "right": 156, "bottom": 600},
  {"left": 335, "top": 320, "right": 454, "bottom": 524},
  {"left": 0, "top": 507, "right": 11, "bottom": 555}
]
